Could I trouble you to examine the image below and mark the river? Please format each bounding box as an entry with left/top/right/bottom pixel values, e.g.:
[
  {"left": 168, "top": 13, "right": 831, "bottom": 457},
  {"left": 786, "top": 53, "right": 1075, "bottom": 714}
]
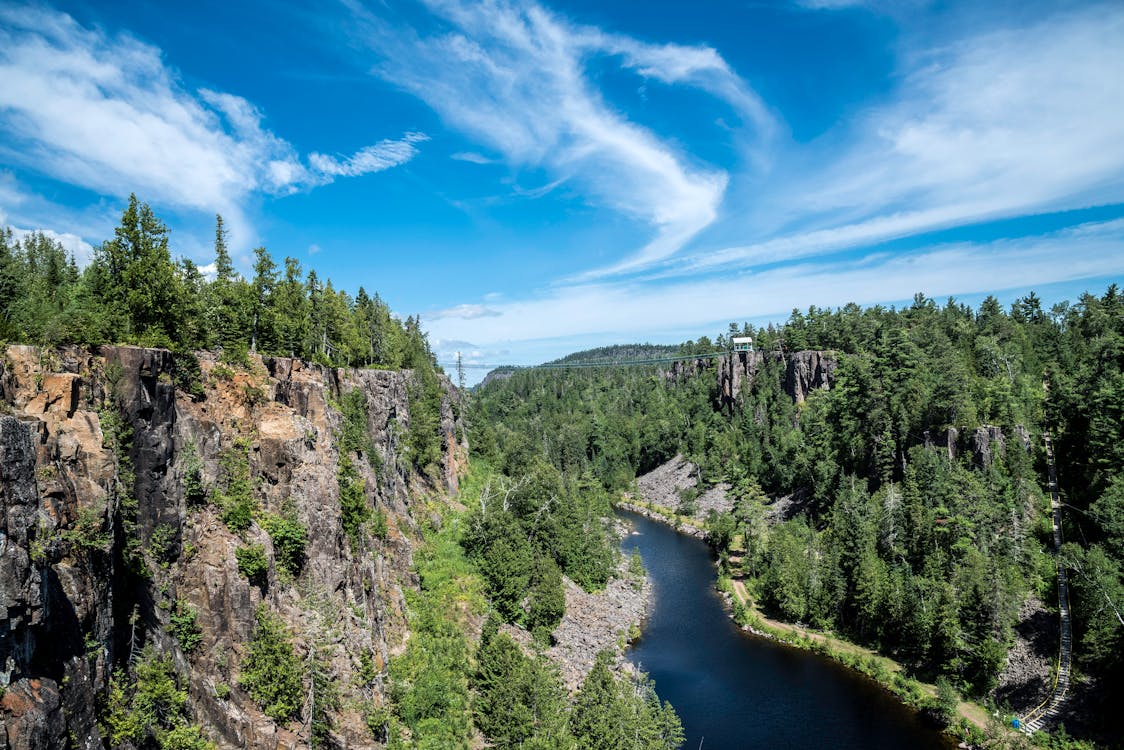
[{"left": 620, "top": 510, "right": 955, "bottom": 750}]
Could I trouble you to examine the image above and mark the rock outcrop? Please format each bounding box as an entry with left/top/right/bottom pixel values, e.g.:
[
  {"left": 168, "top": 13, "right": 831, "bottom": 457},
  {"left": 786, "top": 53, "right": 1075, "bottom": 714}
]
[
  {"left": 667, "top": 350, "right": 838, "bottom": 411},
  {"left": 632, "top": 454, "right": 730, "bottom": 521},
  {"left": 923, "top": 424, "right": 1030, "bottom": 469},
  {"left": 0, "top": 345, "right": 466, "bottom": 749}
]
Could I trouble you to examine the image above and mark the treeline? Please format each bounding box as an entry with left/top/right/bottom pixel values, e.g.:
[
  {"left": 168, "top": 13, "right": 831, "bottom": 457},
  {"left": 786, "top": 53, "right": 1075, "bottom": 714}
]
[
  {"left": 547, "top": 344, "right": 683, "bottom": 365},
  {"left": 0, "top": 195, "right": 437, "bottom": 373},
  {"left": 1, "top": 195, "right": 449, "bottom": 478},
  {"left": 471, "top": 288, "right": 1124, "bottom": 716}
]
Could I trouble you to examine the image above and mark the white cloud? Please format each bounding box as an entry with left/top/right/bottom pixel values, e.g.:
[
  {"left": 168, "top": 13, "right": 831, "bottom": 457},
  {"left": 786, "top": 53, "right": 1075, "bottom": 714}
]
[
  {"left": 350, "top": 0, "right": 772, "bottom": 279},
  {"left": 686, "top": 5, "right": 1124, "bottom": 276},
  {"left": 5, "top": 224, "right": 95, "bottom": 265},
  {"left": 310, "top": 132, "right": 429, "bottom": 177},
  {"left": 308, "top": 243, "right": 322, "bottom": 255},
  {"left": 430, "top": 303, "right": 503, "bottom": 320},
  {"left": 0, "top": 5, "right": 425, "bottom": 252},
  {"left": 424, "top": 218, "right": 1124, "bottom": 352},
  {"left": 451, "top": 151, "right": 495, "bottom": 165}
]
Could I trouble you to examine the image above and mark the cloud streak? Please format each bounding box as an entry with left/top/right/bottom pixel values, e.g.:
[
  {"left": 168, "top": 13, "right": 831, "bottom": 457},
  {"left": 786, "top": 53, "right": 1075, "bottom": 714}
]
[
  {"left": 310, "top": 132, "right": 429, "bottom": 177},
  {"left": 349, "top": 0, "right": 772, "bottom": 278},
  {"left": 678, "top": 5, "right": 1124, "bottom": 278},
  {"left": 425, "top": 218, "right": 1124, "bottom": 352}
]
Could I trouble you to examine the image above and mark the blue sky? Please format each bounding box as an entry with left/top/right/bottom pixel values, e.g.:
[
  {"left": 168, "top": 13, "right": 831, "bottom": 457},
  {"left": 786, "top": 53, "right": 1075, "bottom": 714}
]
[{"left": 1, "top": 0, "right": 1123, "bottom": 380}]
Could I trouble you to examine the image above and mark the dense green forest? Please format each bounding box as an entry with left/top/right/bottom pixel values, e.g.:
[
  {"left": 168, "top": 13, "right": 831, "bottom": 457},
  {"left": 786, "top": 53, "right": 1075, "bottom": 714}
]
[
  {"left": 0, "top": 196, "right": 434, "bottom": 373},
  {"left": 380, "top": 477, "right": 682, "bottom": 749},
  {"left": 471, "top": 288, "right": 1124, "bottom": 731}
]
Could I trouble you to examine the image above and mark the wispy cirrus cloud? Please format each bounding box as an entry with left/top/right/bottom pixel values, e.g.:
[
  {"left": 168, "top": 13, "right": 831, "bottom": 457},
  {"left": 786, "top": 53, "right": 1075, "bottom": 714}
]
[
  {"left": 430, "top": 303, "right": 503, "bottom": 320},
  {"left": 0, "top": 4, "right": 425, "bottom": 250},
  {"left": 675, "top": 4, "right": 1124, "bottom": 278},
  {"left": 450, "top": 151, "right": 495, "bottom": 165},
  {"left": 347, "top": 0, "right": 773, "bottom": 279},
  {"left": 310, "top": 132, "right": 429, "bottom": 177},
  {"left": 426, "top": 218, "right": 1124, "bottom": 354}
]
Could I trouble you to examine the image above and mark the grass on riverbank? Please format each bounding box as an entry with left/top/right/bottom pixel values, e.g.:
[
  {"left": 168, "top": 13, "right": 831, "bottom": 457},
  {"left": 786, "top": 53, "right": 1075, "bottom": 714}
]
[
  {"left": 718, "top": 573, "right": 1072, "bottom": 749},
  {"left": 617, "top": 496, "right": 707, "bottom": 533}
]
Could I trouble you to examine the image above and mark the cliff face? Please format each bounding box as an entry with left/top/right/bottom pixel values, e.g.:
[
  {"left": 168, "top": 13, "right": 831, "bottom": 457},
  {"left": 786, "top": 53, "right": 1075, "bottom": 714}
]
[
  {"left": 0, "top": 345, "right": 466, "bottom": 749},
  {"left": 666, "top": 350, "right": 838, "bottom": 410}
]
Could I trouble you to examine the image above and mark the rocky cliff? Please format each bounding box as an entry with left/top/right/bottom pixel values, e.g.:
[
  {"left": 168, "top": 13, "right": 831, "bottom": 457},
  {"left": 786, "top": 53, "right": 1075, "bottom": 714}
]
[
  {"left": 666, "top": 349, "right": 838, "bottom": 410},
  {"left": 0, "top": 345, "right": 466, "bottom": 749}
]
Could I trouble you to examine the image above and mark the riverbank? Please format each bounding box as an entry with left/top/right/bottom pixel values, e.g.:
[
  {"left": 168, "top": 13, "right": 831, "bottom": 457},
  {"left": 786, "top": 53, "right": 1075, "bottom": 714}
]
[
  {"left": 615, "top": 499, "right": 707, "bottom": 538},
  {"left": 613, "top": 500, "right": 1025, "bottom": 749},
  {"left": 502, "top": 521, "right": 651, "bottom": 692}
]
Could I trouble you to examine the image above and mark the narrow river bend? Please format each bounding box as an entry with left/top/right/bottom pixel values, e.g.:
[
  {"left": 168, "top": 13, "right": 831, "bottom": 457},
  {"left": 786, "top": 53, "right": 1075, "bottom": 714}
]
[{"left": 621, "top": 511, "right": 954, "bottom": 750}]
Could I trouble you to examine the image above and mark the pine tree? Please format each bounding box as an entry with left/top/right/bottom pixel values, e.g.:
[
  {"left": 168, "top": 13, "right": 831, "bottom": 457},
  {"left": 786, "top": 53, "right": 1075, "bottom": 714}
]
[{"left": 249, "top": 246, "right": 277, "bottom": 354}]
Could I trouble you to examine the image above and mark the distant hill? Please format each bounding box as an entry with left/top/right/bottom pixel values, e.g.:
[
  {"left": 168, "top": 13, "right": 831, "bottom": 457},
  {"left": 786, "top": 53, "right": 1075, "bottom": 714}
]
[
  {"left": 478, "top": 365, "right": 518, "bottom": 388},
  {"left": 546, "top": 343, "right": 684, "bottom": 365},
  {"left": 477, "top": 343, "right": 691, "bottom": 388}
]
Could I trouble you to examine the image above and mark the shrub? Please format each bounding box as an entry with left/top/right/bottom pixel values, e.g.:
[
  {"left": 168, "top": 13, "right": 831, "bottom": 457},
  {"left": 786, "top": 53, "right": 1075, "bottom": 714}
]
[
  {"left": 240, "top": 605, "right": 302, "bottom": 722},
  {"left": 339, "top": 455, "right": 369, "bottom": 547},
  {"left": 216, "top": 441, "right": 256, "bottom": 534},
  {"left": 62, "top": 506, "right": 111, "bottom": 552},
  {"left": 170, "top": 599, "right": 203, "bottom": 653},
  {"left": 261, "top": 512, "right": 307, "bottom": 579},
  {"left": 102, "top": 646, "right": 212, "bottom": 748},
  {"left": 370, "top": 507, "right": 389, "bottom": 540},
  {"left": 181, "top": 442, "right": 207, "bottom": 506},
  {"left": 210, "top": 363, "right": 234, "bottom": 382},
  {"left": 235, "top": 544, "right": 269, "bottom": 587},
  {"left": 172, "top": 350, "right": 205, "bottom": 400},
  {"left": 149, "top": 522, "right": 177, "bottom": 564}
]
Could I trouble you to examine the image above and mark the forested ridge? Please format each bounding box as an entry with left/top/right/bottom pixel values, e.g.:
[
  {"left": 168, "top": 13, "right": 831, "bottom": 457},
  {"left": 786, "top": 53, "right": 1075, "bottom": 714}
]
[
  {"left": 472, "top": 288, "right": 1124, "bottom": 744},
  {"left": 0, "top": 195, "right": 453, "bottom": 478},
  {"left": 0, "top": 196, "right": 431, "bottom": 373}
]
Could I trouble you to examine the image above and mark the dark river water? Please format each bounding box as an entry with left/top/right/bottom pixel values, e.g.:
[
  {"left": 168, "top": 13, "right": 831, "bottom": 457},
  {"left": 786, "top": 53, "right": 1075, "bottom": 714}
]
[{"left": 620, "top": 510, "right": 954, "bottom": 750}]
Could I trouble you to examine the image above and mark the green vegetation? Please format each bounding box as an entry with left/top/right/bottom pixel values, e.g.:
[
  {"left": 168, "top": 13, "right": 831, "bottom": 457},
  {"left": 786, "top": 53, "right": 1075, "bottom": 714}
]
[
  {"left": 461, "top": 462, "right": 614, "bottom": 628},
  {"left": 261, "top": 509, "right": 307, "bottom": 579},
  {"left": 61, "top": 506, "right": 111, "bottom": 552},
  {"left": 335, "top": 388, "right": 394, "bottom": 548},
  {"left": 473, "top": 621, "right": 572, "bottom": 748},
  {"left": 571, "top": 650, "right": 684, "bottom": 750},
  {"left": 474, "top": 287, "right": 1124, "bottom": 729},
  {"left": 239, "top": 605, "right": 303, "bottom": 722},
  {"left": 181, "top": 441, "right": 207, "bottom": 506},
  {"left": 148, "top": 522, "right": 176, "bottom": 564},
  {"left": 386, "top": 506, "right": 483, "bottom": 748},
  {"left": 169, "top": 599, "right": 203, "bottom": 653},
  {"left": 386, "top": 490, "right": 682, "bottom": 749},
  {"left": 0, "top": 202, "right": 439, "bottom": 371},
  {"left": 102, "top": 646, "right": 213, "bottom": 749},
  {"left": 338, "top": 454, "right": 370, "bottom": 547},
  {"left": 215, "top": 439, "right": 256, "bottom": 533},
  {"left": 235, "top": 543, "right": 269, "bottom": 587},
  {"left": 99, "top": 395, "right": 145, "bottom": 576}
]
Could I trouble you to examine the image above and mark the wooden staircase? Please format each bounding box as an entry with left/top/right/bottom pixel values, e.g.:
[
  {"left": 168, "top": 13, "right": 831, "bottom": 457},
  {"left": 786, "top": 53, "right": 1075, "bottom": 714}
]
[{"left": 1019, "top": 431, "right": 1072, "bottom": 735}]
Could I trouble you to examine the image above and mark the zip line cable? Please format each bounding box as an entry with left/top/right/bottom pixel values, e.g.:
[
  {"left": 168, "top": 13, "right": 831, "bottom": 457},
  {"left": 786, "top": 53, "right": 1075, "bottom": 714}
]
[{"left": 437, "top": 350, "right": 735, "bottom": 372}]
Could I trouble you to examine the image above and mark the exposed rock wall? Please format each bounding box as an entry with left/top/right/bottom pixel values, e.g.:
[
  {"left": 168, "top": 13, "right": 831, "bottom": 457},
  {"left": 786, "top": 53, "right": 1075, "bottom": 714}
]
[
  {"left": 0, "top": 345, "right": 466, "bottom": 749},
  {"left": 923, "top": 424, "right": 1028, "bottom": 469},
  {"left": 666, "top": 349, "right": 837, "bottom": 410}
]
